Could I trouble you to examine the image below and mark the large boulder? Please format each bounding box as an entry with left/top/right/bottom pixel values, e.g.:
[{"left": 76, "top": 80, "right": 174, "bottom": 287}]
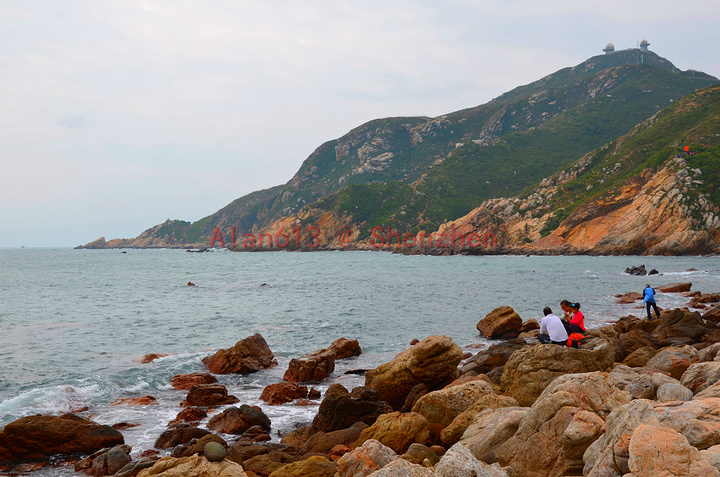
[
  {"left": 203, "top": 333, "right": 277, "bottom": 374},
  {"left": 207, "top": 405, "right": 271, "bottom": 435},
  {"left": 311, "top": 385, "right": 392, "bottom": 433},
  {"left": 681, "top": 362, "right": 720, "bottom": 394},
  {"left": 75, "top": 444, "right": 132, "bottom": 477},
  {"left": 260, "top": 382, "right": 308, "bottom": 405},
  {"left": 626, "top": 424, "right": 720, "bottom": 477},
  {"left": 622, "top": 346, "right": 658, "bottom": 367},
  {"left": 440, "top": 394, "right": 520, "bottom": 447},
  {"left": 656, "top": 383, "right": 693, "bottom": 401},
  {"left": 434, "top": 442, "right": 510, "bottom": 477},
  {"left": 365, "top": 335, "right": 463, "bottom": 410},
  {"left": 500, "top": 330, "right": 616, "bottom": 406},
  {"left": 497, "top": 372, "right": 628, "bottom": 477},
  {"left": 645, "top": 346, "right": 699, "bottom": 374},
  {"left": 585, "top": 397, "right": 720, "bottom": 475},
  {"left": 182, "top": 384, "right": 240, "bottom": 407},
  {"left": 136, "top": 454, "right": 248, "bottom": 477},
  {"left": 617, "top": 329, "right": 661, "bottom": 361},
  {"left": 0, "top": 413, "right": 124, "bottom": 464},
  {"left": 459, "top": 407, "right": 528, "bottom": 464},
  {"left": 283, "top": 338, "right": 361, "bottom": 383},
  {"left": 657, "top": 282, "right": 692, "bottom": 293},
  {"left": 476, "top": 306, "right": 523, "bottom": 340},
  {"left": 154, "top": 424, "right": 210, "bottom": 450},
  {"left": 459, "top": 340, "right": 525, "bottom": 376},
  {"left": 410, "top": 379, "right": 496, "bottom": 428},
  {"left": 651, "top": 308, "right": 706, "bottom": 342},
  {"left": 334, "top": 439, "right": 398, "bottom": 477},
  {"left": 356, "top": 412, "right": 432, "bottom": 455},
  {"left": 301, "top": 422, "right": 367, "bottom": 454}
]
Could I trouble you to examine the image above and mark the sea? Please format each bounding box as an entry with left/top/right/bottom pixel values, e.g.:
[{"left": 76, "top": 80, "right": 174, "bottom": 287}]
[{"left": 1, "top": 248, "right": 719, "bottom": 475}]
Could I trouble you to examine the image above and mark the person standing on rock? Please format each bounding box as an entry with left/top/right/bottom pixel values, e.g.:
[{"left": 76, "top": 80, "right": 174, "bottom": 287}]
[
  {"left": 643, "top": 284, "right": 661, "bottom": 320},
  {"left": 538, "top": 307, "right": 568, "bottom": 345}
]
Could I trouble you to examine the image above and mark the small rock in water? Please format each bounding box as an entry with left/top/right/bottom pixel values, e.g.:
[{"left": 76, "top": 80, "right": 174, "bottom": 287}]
[
  {"left": 187, "top": 281, "right": 196, "bottom": 287},
  {"left": 648, "top": 268, "right": 659, "bottom": 275},
  {"left": 203, "top": 441, "right": 226, "bottom": 462},
  {"left": 624, "top": 265, "right": 647, "bottom": 276}
]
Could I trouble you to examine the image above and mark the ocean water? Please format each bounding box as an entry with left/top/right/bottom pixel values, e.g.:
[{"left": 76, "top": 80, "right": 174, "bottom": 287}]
[{"left": 1, "top": 248, "right": 719, "bottom": 475}]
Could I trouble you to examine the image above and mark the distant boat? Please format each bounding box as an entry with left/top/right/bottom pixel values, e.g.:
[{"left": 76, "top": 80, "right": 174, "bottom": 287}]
[{"left": 21, "top": 246, "right": 25, "bottom": 249}]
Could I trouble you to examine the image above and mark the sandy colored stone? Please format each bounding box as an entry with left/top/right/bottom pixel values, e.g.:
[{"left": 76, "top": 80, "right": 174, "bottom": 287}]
[
  {"left": 136, "top": 454, "right": 248, "bottom": 477},
  {"left": 411, "top": 379, "right": 495, "bottom": 428},
  {"left": 440, "top": 394, "right": 520, "bottom": 447},
  {"left": 356, "top": 412, "right": 432, "bottom": 455}
]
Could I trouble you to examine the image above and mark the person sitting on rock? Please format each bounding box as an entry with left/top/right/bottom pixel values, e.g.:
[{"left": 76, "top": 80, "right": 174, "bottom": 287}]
[
  {"left": 567, "top": 302, "right": 586, "bottom": 334},
  {"left": 643, "top": 284, "right": 661, "bottom": 320},
  {"left": 538, "top": 307, "right": 568, "bottom": 345},
  {"left": 559, "top": 300, "right": 584, "bottom": 335}
]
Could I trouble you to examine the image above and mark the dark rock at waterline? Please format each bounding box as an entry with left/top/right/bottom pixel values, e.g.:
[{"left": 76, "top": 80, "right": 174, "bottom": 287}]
[
  {"left": 181, "top": 383, "right": 239, "bottom": 407},
  {"left": 0, "top": 413, "right": 124, "bottom": 465},
  {"left": 75, "top": 444, "right": 132, "bottom": 477},
  {"left": 202, "top": 333, "right": 277, "bottom": 374},
  {"left": 207, "top": 405, "right": 271, "bottom": 435},
  {"left": 283, "top": 337, "right": 362, "bottom": 383},
  {"left": 625, "top": 264, "right": 647, "bottom": 276},
  {"left": 154, "top": 423, "right": 210, "bottom": 450},
  {"left": 311, "top": 384, "right": 393, "bottom": 433},
  {"left": 648, "top": 268, "right": 659, "bottom": 275}
]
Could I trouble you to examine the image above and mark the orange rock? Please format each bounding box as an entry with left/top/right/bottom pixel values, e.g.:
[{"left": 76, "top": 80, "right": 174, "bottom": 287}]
[
  {"left": 140, "top": 353, "right": 168, "bottom": 363},
  {"left": 111, "top": 395, "right": 157, "bottom": 406},
  {"left": 170, "top": 372, "right": 218, "bottom": 390}
]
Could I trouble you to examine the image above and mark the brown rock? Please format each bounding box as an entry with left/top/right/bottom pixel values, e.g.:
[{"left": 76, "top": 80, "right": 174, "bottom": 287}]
[
  {"left": 476, "top": 306, "right": 523, "bottom": 339},
  {"left": 617, "top": 292, "right": 643, "bottom": 303},
  {"left": 440, "top": 394, "right": 520, "bottom": 447},
  {"left": 704, "top": 305, "right": 720, "bottom": 323},
  {"left": 651, "top": 308, "right": 706, "bottom": 342},
  {"left": 500, "top": 329, "right": 616, "bottom": 406},
  {"left": 302, "top": 422, "right": 366, "bottom": 454},
  {"left": 182, "top": 384, "right": 240, "bottom": 407},
  {"left": 111, "top": 422, "right": 140, "bottom": 430},
  {"left": 170, "top": 373, "right": 218, "bottom": 390},
  {"left": 328, "top": 444, "right": 350, "bottom": 461},
  {"left": 411, "top": 380, "right": 496, "bottom": 428},
  {"left": 266, "top": 455, "right": 335, "bottom": 477},
  {"left": 260, "top": 382, "right": 308, "bottom": 405},
  {"left": 690, "top": 293, "right": 720, "bottom": 308},
  {"left": 622, "top": 347, "right": 658, "bottom": 367},
  {"left": 203, "top": 333, "right": 277, "bottom": 375},
  {"left": 280, "top": 426, "right": 313, "bottom": 450},
  {"left": 169, "top": 407, "right": 208, "bottom": 426},
  {"left": 311, "top": 384, "right": 392, "bottom": 433},
  {"left": 111, "top": 395, "right": 157, "bottom": 406},
  {"left": 356, "top": 412, "right": 432, "bottom": 454},
  {"left": 207, "top": 405, "right": 271, "bottom": 435},
  {"left": 282, "top": 338, "right": 361, "bottom": 384},
  {"left": 459, "top": 339, "right": 525, "bottom": 375},
  {"left": 154, "top": 423, "right": 210, "bottom": 450},
  {"left": 657, "top": 282, "right": 692, "bottom": 293},
  {"left": 627, "top": 424, "right": 720, "bottom": 477},
  {"left": 308, "top": 388, "right": 321, "bottom": 400},
  {"left": 327, "top": 337, "right": 362, "bottom": 359},
  {"left": 365, "top": 335, "right": 464, "bottom": 410},
  {"left": 140, "top": 353, "right": 168, "bottom": 363},
  {"left": 334, "top": 439, "right": 398, "bottom": 477},
  {"left": 75, "top": 444, "right": 132, "bottom": 476},
  {"left": 242, "top": 452, "right": 294, "bottom": 476},
  {"left": 496, "top": 372, "right": 629, "bottom": 477},
  {"left": 238, "top": 426, "right": 272, "bottom": 444},
  {"left": 173, "top": 434, "right": 227, "bottom": 458},
  {"left": 0, "top": 414, "right": 124, "bottom": 464}
]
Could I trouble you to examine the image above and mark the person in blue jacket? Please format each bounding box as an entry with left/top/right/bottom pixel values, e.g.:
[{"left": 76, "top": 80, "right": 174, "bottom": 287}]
[{"left": 644, "top": 284, "right": 661, "bottom": 320}]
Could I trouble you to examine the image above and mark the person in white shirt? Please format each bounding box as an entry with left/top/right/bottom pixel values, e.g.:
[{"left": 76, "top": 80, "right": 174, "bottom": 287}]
[{"left": 538, "top": 307, "right": 569, "bottom": 345}]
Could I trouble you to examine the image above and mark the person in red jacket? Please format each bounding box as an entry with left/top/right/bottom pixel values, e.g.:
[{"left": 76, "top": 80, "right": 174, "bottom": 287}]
[{"left": 569, "top": 302, "right": 586, "bottom": 332}]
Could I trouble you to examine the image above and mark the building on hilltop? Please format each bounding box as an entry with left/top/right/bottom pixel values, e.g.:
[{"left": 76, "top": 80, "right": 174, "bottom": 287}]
[
  {"left": 603, "top": 42, "right": 615, "bottom": 54},
  {"left": 639, "top": 39, "right": 650, "bottom": 52}
]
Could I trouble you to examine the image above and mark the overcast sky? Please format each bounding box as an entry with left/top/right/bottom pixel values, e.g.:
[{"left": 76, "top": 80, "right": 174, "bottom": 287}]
[{"left": 1, "top": 0, "right": 719, "bottom": 247}]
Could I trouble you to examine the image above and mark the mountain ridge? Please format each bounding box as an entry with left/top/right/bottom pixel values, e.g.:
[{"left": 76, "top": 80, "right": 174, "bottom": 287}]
[{"left": 77, "top": 50, "right": 718, "bottom": 253}]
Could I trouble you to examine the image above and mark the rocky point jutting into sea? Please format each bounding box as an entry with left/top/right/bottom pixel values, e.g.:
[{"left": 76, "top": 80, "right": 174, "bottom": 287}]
[
  {"left": 77, "top": 50, "right": 720, "bottom": 256},
  {"left": 5, "top": 278, "right": 720, "bottom": 476}
]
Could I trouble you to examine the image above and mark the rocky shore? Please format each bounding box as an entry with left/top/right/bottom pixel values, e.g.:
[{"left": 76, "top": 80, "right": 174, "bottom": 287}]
[{"left": 4, "top": 286, "right": 720, "bottom": 476}]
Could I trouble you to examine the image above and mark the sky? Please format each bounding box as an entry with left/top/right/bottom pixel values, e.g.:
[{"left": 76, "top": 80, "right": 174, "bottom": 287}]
[{"left": 1, "top": 0, "right": 719, "bottom": 247}]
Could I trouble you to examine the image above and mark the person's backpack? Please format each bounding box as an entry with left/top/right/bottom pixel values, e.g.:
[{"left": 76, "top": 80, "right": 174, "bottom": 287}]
[{"left": 567, "top": 333, "right": 584, "bottom": 348}]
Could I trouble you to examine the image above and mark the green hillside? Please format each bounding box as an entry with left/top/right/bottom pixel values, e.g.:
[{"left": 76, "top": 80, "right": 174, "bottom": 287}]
[{"left": 83, "top": 49, "right": 717, "bottom": 247}]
